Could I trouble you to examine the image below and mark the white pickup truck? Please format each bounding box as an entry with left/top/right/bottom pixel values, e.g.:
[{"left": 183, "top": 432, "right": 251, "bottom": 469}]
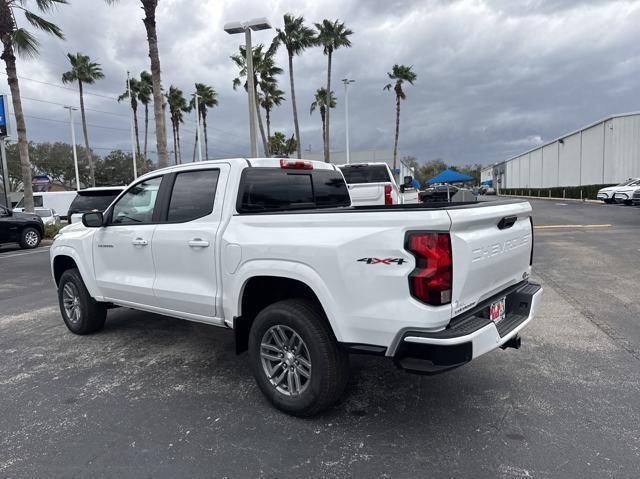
[
  {"left": 50, "top": 158, "right": 542, "bottom": 416},
  {"left": 338, "top": 162, "right": 420, "bottom": 206}
]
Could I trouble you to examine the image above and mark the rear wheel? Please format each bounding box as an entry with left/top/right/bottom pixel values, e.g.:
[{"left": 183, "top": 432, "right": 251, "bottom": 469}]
[
  {"left": 248, "top": 298, "right": 349, "bottom": 417},
  {"left": 19, "top": 227, "right": 41, "bottom": 249},
  {"left": 58, "top": 268, "right": 107, "bottom": 335}
]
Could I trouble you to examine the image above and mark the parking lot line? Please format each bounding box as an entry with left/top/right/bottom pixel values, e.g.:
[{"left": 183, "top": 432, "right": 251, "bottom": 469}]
[
  {"left": 534, "top": 224, "right": 612, "bottom": 230},
  {"left": 0, "top": 247, "right": 50, "bottom": 259}
]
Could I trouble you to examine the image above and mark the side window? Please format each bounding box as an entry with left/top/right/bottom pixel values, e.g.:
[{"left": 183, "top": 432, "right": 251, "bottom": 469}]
[
  {"left": 111, "top": 177, "right": 162, "bottom": 225},
  {"left": 34, "top": 196, "right": 43, "bottom": 207},
  {"left": 167, "top": 169, "right": 220, "bottom": 222}
]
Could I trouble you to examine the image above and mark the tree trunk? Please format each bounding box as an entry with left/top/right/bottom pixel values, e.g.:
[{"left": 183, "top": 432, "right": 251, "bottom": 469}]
[
  {"left": 324, "top": 51, "right": 332, "bottom": 163},
  {"left": 142, "top": 1, "right": 169, "bottom": 168},
  {"left": 254, "top": 83, "right": 269, "bottom": 157},
  {"left": 77, "top": 80, "right": 95, "bottom": 187},
  {"left": 143, "top": 103, "right": 149, "bottom": 158},
  {"left": 1, "top": 42, "right": 33, "bottom": 211},
  {"left": 321, "top": 108, "right": 326, "bottom": 151},
  {"left": 288, "top": 52, "right": 301, "bottom": 159},
  {"left": 265, "top": 106, "right": 271, "bottom": 154},
  {"left": 202, "top": 111, "right": 209, "bottom": 161},
  {"left": 132, "top": 104, "right": 141, "bottom": 159},
  {"left": 176, "top": 123, "right": 182, "bottom": 164},
  {"left": 193, "top": 126, "right": 198, "bottom": 162},
  {"left": 171, "top": 119, "right": 178, "bottom": 165},
  {"left": 393, "top": 94, "right": 400, "bottom": 171}
]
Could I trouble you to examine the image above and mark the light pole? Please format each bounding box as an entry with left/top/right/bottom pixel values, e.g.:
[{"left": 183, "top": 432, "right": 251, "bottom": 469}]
[
  {"left": 342, "top": 78, "right": 355, "bottom": 164},
  {"left": 64, "top": 106, "right": 80, "bottom": 191},
  {"left": 192, "top": 92, "right": 203, "bottom": 162},
  {"left": 224, "top": 17, "right": 272, "bottom": 158},
  {"left": 127, "top": 71, "right": 138, "bottom": 179}
]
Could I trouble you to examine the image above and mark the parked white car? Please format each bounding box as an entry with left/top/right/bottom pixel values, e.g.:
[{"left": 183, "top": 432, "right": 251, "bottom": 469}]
[
  {"left": 612, "top": 181, "right": 640, "bottom": 205},
  {"left": 50, "top": 158, "right": 541, "bottom": 416},
  {"left": 597, "top": 178, "right": 640, "bottom": 203},
  {"left": 338, "top": 162, "right": 420, "bottom": 206},
  {"left": 34, "top": 208, "right": 61, "bottom": 226}
]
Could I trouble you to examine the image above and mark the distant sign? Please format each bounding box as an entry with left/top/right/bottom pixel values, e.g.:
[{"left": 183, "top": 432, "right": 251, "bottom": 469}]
[
  {"left": 0, "top": 95, "right": 7, "bottom": 137},
  {"left": 32, "top": 175, "right": 50, "bottom": 185}
]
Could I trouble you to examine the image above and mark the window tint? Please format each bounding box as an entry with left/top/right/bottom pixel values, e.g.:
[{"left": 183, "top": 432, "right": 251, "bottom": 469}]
[
  {"left": 167, "top": 169, "right": 220, "bottom": 222},
  {"left": 18, "top": 195, "right": 43, "bottom": 208},
  {"left": 111, "top": 177, "right": 162, "bottom": 225},
  {"left": 339, "top": 165, "right": 391, "bottom": 184},
  {"left": 68, "top": 191, "right": 121, "bottom": 214},
  {"left": 238, "top": 168, "right": 350, "bottom": 212}
]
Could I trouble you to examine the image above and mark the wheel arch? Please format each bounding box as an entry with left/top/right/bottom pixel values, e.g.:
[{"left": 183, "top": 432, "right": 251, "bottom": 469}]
[
  {"left": 51, "top": 245, "right": 100, "bottom": 298},
  {"left": 233, "top": 273, "right": 339, "bottom": 354}
]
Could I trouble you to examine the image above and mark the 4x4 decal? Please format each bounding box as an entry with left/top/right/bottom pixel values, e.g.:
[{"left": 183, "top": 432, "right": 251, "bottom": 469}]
[{"left": 358, "top": 257, "right": 406, "bottom": 265}]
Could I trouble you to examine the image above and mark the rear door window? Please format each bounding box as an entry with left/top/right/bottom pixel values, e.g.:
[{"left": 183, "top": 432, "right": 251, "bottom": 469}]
[
  {"left": 238, "top": 168, "right": 350, "bottom": 212},
  {"left": 167, "top": 169, "right": 220, "bottom": 222},
  {"left": 339, "top": 165, "right": 391, "bottom": 184}
]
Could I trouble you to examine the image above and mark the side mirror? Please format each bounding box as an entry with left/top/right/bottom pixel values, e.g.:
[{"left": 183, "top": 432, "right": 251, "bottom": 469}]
[
  {"left": 399, "top": 185, "right": 406, "bottom": 193},
  {"left": 82, "top": 211, "right": 104, "bottom": 228}
]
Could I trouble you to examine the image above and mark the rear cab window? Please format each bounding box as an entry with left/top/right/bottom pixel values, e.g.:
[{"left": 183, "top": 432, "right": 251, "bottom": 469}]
[
  {"left": 237, "top": 168, "right": 350, "bottom": 213},
  {"left": 69, "top": 191, "right": 121, "bottom": 213},
  {"left": 339, "top": 164, "right": 391, "bottom": 184}
]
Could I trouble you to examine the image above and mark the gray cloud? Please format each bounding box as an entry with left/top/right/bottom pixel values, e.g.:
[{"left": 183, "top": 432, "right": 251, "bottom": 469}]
[{"left": 7, "top": 0, "right": 640, "bottom": 167}]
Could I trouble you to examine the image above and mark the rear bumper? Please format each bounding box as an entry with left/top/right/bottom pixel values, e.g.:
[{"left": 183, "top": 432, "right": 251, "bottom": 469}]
[{"left": 391, "top": 281, "right": 543, "bottom": 374}]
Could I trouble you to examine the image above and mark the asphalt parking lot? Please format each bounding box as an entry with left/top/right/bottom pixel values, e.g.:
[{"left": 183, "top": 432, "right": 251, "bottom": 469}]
[{"left": 1, "top": 199, "right": 639, "bottom": 478}]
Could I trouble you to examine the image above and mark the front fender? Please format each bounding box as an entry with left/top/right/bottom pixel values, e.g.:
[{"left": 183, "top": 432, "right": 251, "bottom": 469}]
[
  {"left": 50, "top": 243, "right": 101, "bottom": 299},
  {"left": 224, "top": 259, "right": 344, "bottom": 341}
]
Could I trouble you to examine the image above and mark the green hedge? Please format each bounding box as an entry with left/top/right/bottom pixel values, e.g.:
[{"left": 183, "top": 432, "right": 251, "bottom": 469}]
[
  {"left": 499, "top": 184, "right": 615, "bottom": 200},
  {"left": 44, "top": 223, "right": 63, "bottom": 239}
]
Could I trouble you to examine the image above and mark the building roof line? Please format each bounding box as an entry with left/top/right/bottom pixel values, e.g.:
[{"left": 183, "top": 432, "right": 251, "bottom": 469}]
[{"left": 497, "top": 110, "right": 640, "bottom": 166}]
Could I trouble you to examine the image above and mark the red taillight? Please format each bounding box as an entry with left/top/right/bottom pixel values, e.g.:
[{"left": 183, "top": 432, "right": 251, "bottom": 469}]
[
  {"left": 406, "top": 232, "right": 452, "bottom": 306},
  {"left": 280, "top": 159, "right": 313, "bottom": 170},
  {"left": 384, "top": 183, "right": 393, "bottom": 205}
]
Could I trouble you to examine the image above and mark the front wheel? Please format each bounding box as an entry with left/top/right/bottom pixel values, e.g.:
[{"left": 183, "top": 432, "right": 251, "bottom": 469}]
[
  {"left": 248, "top": 298, "right": 349, "bottom": 417},
  {"left": 58, "top": 268, "right": 107, "bottom": 335},
  {"left": 20, "top": 227, "right": 41, "bottom": 249}
]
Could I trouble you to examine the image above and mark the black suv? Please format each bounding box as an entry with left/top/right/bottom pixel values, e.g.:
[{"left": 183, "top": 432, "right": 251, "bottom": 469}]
[{"left": 0, "top": 204, "right": 44, "bottom": 249}]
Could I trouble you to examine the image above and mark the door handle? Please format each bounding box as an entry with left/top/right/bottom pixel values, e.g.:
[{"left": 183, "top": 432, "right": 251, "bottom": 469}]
[
  {"left": 188, "top": 238, "right": 210, "bottom": 248},
  {"left": 132, "top": 238, "right": 148, "bottom": 246}
]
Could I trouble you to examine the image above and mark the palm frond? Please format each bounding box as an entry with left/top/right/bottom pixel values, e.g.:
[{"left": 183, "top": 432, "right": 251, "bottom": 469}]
[
  {"left": 12, "top": 28, "right": 40, "bottom": 58},
  {"left": 24, "top": 11, "right": 64, "bottom": 39},
  {"left": 34, "top": 0, "right": 68, "bottom": 13}
]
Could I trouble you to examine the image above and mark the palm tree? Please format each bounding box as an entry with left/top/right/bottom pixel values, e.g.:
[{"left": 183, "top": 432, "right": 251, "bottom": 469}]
[
  {"left": 314, "top": 19, "right": 353, "bottom": 163},
  {"left": 275, "top": 14, "right": 316, "bottom": 159},
  {"left": 165, "top": 86, "right": 188, "bottom": 165},
  {"left": 260, "top": 80, "right": 284, "bottom": 153},
  {"left": 189, "top": 83, "right": 218, "bottom": 161},
  {"left": 117, "top": 77, "right": 141, "bottom": 159},
  {"left": 310, "top": 88, "right": 336, "bottom": 151},
  {"left": 231, "top": 43, "right": 282, "bottom": 156},
  {"left": 269, "top": 131, "right": 297, "bottom": 157},
  {"left": 138, "top": 71, "right": 152, "bottom": 159},
  {"left": 105, "top": 1, "right": 169, "bottom": 167},
  {"left": 0, "top": 0, "right": 66, "bottom": 212},
  {"left": 384, "top": 64, "right": 417, "bottom": 170},
  {"left": 61, "top": 53, "right": 103, "bottom": 187}
]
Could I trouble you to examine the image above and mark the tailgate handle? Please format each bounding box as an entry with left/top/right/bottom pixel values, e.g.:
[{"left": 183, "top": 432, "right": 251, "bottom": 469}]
[{"left": 497, "top": 216, "right": 517, "bottom": 230}]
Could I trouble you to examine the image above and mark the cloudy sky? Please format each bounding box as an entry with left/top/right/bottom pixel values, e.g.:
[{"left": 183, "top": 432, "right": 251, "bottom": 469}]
[{"left": 7, "top": 0, "right": 640, "bottom": 166}]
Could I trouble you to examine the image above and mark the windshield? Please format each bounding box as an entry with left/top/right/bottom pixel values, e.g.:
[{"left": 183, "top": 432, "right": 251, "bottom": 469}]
[
  {"left": 618, "top": 178, "right": 640, "bottom": 187},
  {"left": 339, "top": 165, "right": 391, "bottom": 184},
  {"left": 35, "top": 210, "right": 53, "bottom": 218},
  {"left": 68, "top": 191, "right": 121, "bottom": 213}
]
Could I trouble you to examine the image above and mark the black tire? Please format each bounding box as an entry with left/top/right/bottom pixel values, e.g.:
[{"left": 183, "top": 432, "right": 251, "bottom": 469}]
[
  {"left": 248, "top": 298, "right": 349, "bottom": 417},
  {"left": 603, "top": 198, "right": 613, "bottom": 204},
  {"left": 58, "top": 268, "right": 107, "bottom": 335},
  {"left": 19, "top": 227, "right": 41, "bottom": 249},
  {"left": 623, "top": 199, "right": 632, "bottom": 206}
]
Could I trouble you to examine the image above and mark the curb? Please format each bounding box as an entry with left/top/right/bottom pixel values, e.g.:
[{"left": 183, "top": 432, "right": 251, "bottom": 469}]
[{"left": 497, "top": 194, "right": 602, "bottom": 204}]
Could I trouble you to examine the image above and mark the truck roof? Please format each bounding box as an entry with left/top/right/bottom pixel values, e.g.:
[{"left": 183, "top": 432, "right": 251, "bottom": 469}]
[{"left": 136, "top": 158, "right": 336, "bottom": 181}]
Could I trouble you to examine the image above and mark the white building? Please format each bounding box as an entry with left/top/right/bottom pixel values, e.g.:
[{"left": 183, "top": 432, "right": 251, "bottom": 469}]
[{"left": 490, "top": 112, "right": 640, "bottom": 189}]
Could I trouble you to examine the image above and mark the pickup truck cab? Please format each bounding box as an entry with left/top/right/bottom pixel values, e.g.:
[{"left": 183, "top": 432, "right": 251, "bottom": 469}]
[
  {"left": 50, "top": 158, "right": 542, "bottom": 416},
  {"left": 338, "top": 162, "right": 419, "bottom": 206}
]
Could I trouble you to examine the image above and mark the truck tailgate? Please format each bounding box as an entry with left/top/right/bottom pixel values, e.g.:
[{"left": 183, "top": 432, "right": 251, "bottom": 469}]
[
  {"left": 447, "top": 201, "right": 533, "bottom": 316},
  {"left": 347, "top": 183, "right": 384, "bottom": 206}
]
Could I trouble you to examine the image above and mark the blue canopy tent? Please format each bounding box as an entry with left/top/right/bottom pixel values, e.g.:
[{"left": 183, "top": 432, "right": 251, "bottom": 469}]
[{"left": 426, "top": 169, "right": 474, "bottom": 185}]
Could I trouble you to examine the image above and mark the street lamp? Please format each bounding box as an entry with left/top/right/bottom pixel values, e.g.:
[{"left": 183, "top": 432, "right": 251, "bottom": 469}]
[
  {"left": 224, "top": 17, "right": 272, "bottom": 158},
  {"left": 192, "top": 92, "right": 203, "bottom": 162},
  {"left": 342, "top": 78, "right": 355, "bottom": 164},
  {"left": 63, "top": 106, "right": 80, "bottom": 191}
]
